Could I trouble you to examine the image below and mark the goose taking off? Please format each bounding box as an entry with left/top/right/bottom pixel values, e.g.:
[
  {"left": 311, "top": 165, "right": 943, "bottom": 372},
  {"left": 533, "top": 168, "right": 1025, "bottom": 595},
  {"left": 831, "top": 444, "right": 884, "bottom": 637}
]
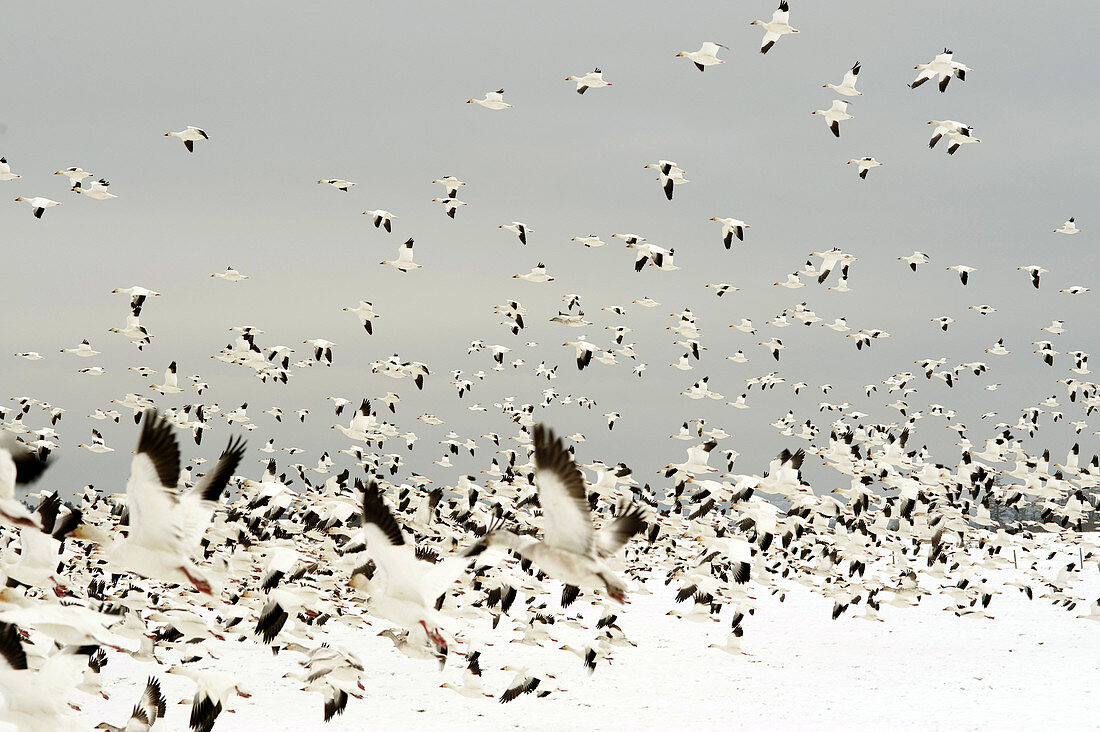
[
  {"left": 164, "top": 126, "right": 208, "bottom": 152},
  {"left": 565, "top": 68, "right": 611, "bottom": 94},
  {"left": 676, "top": 42, "right": 726, "bottom": 71},
  {"left": 465, "top": 425, "right": 647, "bottom": 602},
  {"left": 823, "top": 61, "right": 862, "bottom": 96},
  {"left": 467, "top": 89, "right": 512, "bottom": 109},
  {"left": 812, "top": 100, "right": 852, "bottom": 138},
  {"left": 750, "top": 2, "right": 799, "bottom": 54}
]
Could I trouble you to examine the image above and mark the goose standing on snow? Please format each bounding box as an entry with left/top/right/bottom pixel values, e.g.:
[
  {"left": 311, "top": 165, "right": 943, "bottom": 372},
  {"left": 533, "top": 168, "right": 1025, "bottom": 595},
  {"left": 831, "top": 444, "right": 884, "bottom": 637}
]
[
  {"left": 164, "top": 126, "right": 208, "bottom": 152},
  {"left": 0, "top": 157, "right": 20, "bottom": 181},
  {"left": 467, "top": 89, "right": 512, "bottom": 109},
  {"left": 846, "top": 157, "right": 882, "bottom": 179},
  {"left": 750, "top": 2, "right": 799, "bottom": 54},
  {"left": 14, "top": 196, "right": 60, "bottom": 219},
  {"left": 499, "top": 222, "right": 532, "bottom": 245},
  {"left": 465, "top": 425, "right": 647, "bottom": 602},
  {"left": 710, "top": 217, "right": 749, "bottom": 247},
  {"left": 381, "top": 238, "right": 421, "bottom": 272},
  {"left": 565, "top": 68, "right": 611, "bottom": 94},
  {"left": 823, "top": 61, "right": 862, "bottom": 96},
  {"left": 676, "top": 42, "right": 726, "bottom": 71},
  {"left": 1054, "top": 217, "right": 1080, "bottom": 235},
  {"left": 812, "top": 100, "right": 852, "bottom": 138},
  {"left": 108, "top": 410, "right": 246, "bottom": 594},
  {"left": 363, "top": 209, "right": 396, "bottom": 232}
]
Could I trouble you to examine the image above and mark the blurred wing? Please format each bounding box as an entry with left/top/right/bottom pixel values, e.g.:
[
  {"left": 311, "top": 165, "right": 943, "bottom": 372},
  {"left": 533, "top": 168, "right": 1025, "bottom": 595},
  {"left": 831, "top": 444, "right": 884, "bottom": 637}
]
[{"left": 533, "top": 425, "right": 594, "bottom": 554}]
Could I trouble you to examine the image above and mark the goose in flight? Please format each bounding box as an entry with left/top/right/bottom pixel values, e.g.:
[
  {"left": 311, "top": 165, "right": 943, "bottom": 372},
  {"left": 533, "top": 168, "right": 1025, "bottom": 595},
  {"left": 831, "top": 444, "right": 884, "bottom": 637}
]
[
  {"left": 644, "top": 160, "right": 688, "bottom": 200},
  {"left": 0, "top": 435, "right": 51, "bottom": 528},
  {"left": 381, "top": 238, "right": 421, "bottom": 272},
  {"left": 823, "top": 61, "right": 862, "bottom": 96},
  {"left": 565, "top": 68, "right": 611, "bottom": 94},
  {"left": 93, "top": 676, "right": 167, "bottom": 732},
  {"left": 318, "top": 179, "right": 355, "bottom": 191},
  {"left": 465, "top": 425, "right": 647, "bottom": 602},
  {"left": 846, "top": 157, "right": 882, "bottom": 179},
  {"left": 0, "top": 622, "right": 87, "bottom": 732},
  {"left": 899, "top": 251, "right": 930, "bottom": 271},
  {"left": 710, "top": 217, "right": 749, "bottom": 247},
  {"left": 910, "top": 49, "right": 966, "bottom": 92},
  {"left": 467, "top": 89, "right": 512, "bottom": 109},
  {"left": 164, "top": 126, "right": 208, "bottom": 152},
  {"left": 108, "top": 410, "right": 246, "bottom": 594},
  {"left": 812, "top": 100, "right": 852, "bottom": 138},
  {"left": 946, "top": 264, "right": 975, "bottom": 285},
  {"left": 13, "top": 196, "right": 60, "bottom": 219},
  {"left": 499, "top": 221, "right": 531, "bottom": 245},
  {"left": 343, "top": 300, "right": 380, "bottom": 334},
  {"left": 211, "top": 266, "right": 249, "bottom": 282},
  {"left": 60, "top": 339, "right": 99, "bottom": 357},
  {"left": 54, "top": 166, "right": 91, "bottom": 184},
  {"left": 363, "top": 209, "right": 396, "bottom": 232},
  {"left": 570, "top": 234, "right": 606, "bottom": 247},
  {"left": 432, "top": 176, "right": 466, "bottom": 198},
  {"left": 350, "top": 481, "right": 457, "bottom": 660},
  {"left": 431, "top": 197, "right": 467, "bottom": 218},
  {"left": 0, "top": 157, "right": 20, "bottom": 181},
  {"left": 750, "top": 2, "right": 799, "bottom": 54},
  {"left": 1018, "top": 265, "right": 1048, "bottom": 289},
  {"left": 676, "top": 42, "right": 726, "bottom": 71},
  {"left": 72, "top": 177, "right": 117, "bottom": 199},
  {"left": 928, "top": 120, "right": 973, "bottom": 148},
  {"left": 513, "top": 263, "right": 555, "bottom": 282},
  {"left": 1054, "top": 217, "right": 1080, "bottom": 235},
  {"left": 945, "top": 129, "right": 981, "bottom": 155}
]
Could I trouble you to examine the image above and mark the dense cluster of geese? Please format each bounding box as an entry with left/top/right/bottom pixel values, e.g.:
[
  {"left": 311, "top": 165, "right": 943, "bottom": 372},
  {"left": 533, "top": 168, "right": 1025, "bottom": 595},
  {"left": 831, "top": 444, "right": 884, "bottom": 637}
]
[{"left": 1, "top": 2, "right": 1096, "bottom": 729}]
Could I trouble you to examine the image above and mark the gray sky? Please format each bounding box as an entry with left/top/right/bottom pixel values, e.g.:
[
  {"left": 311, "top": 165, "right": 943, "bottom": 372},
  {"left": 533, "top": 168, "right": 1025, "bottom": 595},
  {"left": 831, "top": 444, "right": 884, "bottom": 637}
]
[{"left": 3, "top": 1, "right": 1098, "bottom": 497}]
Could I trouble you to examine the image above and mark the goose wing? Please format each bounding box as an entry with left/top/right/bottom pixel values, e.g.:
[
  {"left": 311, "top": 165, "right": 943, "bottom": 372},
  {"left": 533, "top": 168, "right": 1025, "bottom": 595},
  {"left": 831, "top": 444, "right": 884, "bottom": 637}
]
[
  {"left": 596, "top": 503, "right": 647, "bottom": 558},
  {"left": 533, "top": 425, "right": 594, "bottom": 554},
  {"left": 125, "top": 411, "right": 182, "bottom": 549},
  {"left": 181, "top": 435, "right": 246, "bottom": 548}
]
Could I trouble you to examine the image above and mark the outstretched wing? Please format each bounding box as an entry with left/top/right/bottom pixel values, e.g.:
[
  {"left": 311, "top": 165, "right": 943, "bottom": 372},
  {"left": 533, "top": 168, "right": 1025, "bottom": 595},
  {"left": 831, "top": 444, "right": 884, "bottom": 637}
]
[{"left": 533, "top": 425, "right": 594, "bottom": 554}]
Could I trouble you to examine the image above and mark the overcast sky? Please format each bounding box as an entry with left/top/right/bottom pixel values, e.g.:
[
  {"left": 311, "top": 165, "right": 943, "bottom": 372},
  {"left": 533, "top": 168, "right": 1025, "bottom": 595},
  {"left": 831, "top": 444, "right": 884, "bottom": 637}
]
[{"left": 3, "top": 1, "right": 1098, "bottom": 497}]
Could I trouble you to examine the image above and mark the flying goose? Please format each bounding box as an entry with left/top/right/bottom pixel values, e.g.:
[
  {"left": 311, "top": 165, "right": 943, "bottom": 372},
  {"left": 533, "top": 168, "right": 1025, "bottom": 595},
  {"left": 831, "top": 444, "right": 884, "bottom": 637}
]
[
  {"left": 381, "top": 238, "right": 421, "bottom": 272},
  {"left": 343, "top": 300, "right": 380, "bottom": 334},
  {"left": 0, "top": 157, "right": 20, "bottom": 181},
  {"left": 823, "top": 61, "right": 862, "bottom": 96},
  {"left": 513, "top": 263, "right": 554, "bottom": 282},
  {"left": 108, "top": 410, "right": 245, "bottom": 594},
  {"left": 676, "top": 42, "right": 726, "bottom": 71},
  {"left": 431, "top": 197, "right": 467, "bottom": 218},
  {"left": 93, "top": 676, "right": 167, "bottom": 732},
  {"left": 72, "top": 178, "right": 116, "bottom": 199},
  {"left": 499, "top": 221, "right": 531, "bottom": 245},
  {"left": 710, "top": 217, "right": 749, "bottom": 247},
  {"left": 846, "top": 157, "right": 882, "bottom": 179},
  {"left": 644, "top": 160, "right": 688, "bottom": 200},
  {"left": 467, "top": 89, "right": 512, "bottom": 109},
  {"left": 812, "top": 100, "right": 852, "bottom": 138},
  {"left": 431, "top": 176, "right": 466, "bottom": 197},
  {"left": 14, "top": 196, "right": 60, "bottom": 219},
  {"left": 465, "top": 425, "right": 647, "bottom": 602},
  {"left": 928, "top": 120, "right": 973, "bottom": 148},
  {"left": 318, "top": 178, "right": 355, "bottom": 191},
  {"left": 1054, "top": 217, "right": 1080, "bottom": 235},
  {"left": 0, "top": 435, "right": 51, "bottom": 528},
  {"left": 565, "top": 68, "right": 611, "bottom": 94},
  {"left": 363, "top": 209, "right": 396, "bottom": 232},
  {"left": 0, "top": 622, "right": 86, "bottom": 731},
  {"left": 750, "top": 1, "right": 799, "bottom": 54},
  {"left": 164, "top": 126, "right": 208, "bottom": 152}
]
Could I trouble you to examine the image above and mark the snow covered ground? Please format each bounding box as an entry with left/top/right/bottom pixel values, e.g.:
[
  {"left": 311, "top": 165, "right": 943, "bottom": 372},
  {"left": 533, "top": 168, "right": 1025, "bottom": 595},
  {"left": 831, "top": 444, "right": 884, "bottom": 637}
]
[{"left": 75, "top": 560, "right": 1100, "bottom": 732}]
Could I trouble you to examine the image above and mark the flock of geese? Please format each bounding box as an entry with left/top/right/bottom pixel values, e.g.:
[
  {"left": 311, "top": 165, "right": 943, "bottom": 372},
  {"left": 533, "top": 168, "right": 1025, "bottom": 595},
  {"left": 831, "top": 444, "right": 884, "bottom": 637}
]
[{"left": 1, "top": 2, "right": 1096, "bottom": 730}]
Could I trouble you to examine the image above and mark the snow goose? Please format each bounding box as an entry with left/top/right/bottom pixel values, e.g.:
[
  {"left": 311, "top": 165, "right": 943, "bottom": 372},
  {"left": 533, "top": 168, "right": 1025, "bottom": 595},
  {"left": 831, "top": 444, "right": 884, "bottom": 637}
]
[
  {"left": 0, "top": 435, "right": 51, "bottom": 528},
  {"left": 910, "top": 49, "right": 958, "bottom": 92},
  {"left": 349, "top": 481, "right": 460, "bottom": 660},
  {"left": 570, "top": 234, "right": 606, "bottom": 247},
  {"left": 644, "top": 160, "right": 688, "bottom": 200},
  {"left": 166, "top": 666, "right": 252, "bottom": 732},
  {"left": 823, "top": 61, "right": 862, "bottom": 96},
  {"left": 513, "top": 263, "right": 554, "bottom": 282},
  {"left": 53, "top": 166, "right": 90, "bottom": 184},
  {"left": 945, "top": 129, "right": 981, "bottom": 155},
  {"left": 811, "top": 100, "right": 852, "bottom": 138},
  {"left": 318, "top": 178, "right": 355, "bottom": 191},
  {"left": 676, "top": 42, "right": 727, "bottom": 71},
  {"left": 1054, "top": 217, "right": 1080, "bottom": 235},
  {"left": 467, "top": 89, "right": 512, "bottom": 109},
  {"left": 78, "top": 429, "right": 114, "bottom": 453},
  {"left": 750, "top": 2, "right": 799, "bottom": 54},
  {"left": 466, "top": 425, "right": 647, "bottom": 602},
  {"left": 93, "top": 676, "right": 167, "bottom": 732},
  {"left": 60, "top": 339, "right": 99, "bottom": 357},
  {"left": 0, "top": 622, "right": 86, "bottom": 732},
  {"left": 773, "top": 273, "right": 805, "bottom": 289},
  {"left": 1018, "top": 265, "right": 1048, "bottom": 289},
  {"left": 431, "top": 197, "right": 467, "bottom": 218},
  {"left": 72, "top": 177, "right": 117, "bottom": 199},
  {"left": 0, "top": 157, "right": 20, "bottom": 181},
  {"left": 846, "top": 157, "right": 882, "bottom": 179},
  {"left": 1060, "top": 285, "right": 1089, "bottom": 294},
  {"left": 380, "top": 238, "right": 421, "bottom": 272},
  {"left": 164, "top": 126, "right": 208, "bottom": 152},
  {"left": 499, "top": 221, "right": 531, "bottom": 245},
  {"left": 363, "top": 209, "right": 395, "bottom": 232},
  {"left": 565, "top": 68, "right": 611, "bottom": 94},
  {"left": 108, "top": 410, "right": 245, "bottom": 594},
  {"left": 928, "top": 120, "right": 973, "bottom": 148},
  {"left": 13, "top": 196, "right": 60, "bottom": 219},
  {"left": 898, "top": 251, "right": 930, "bottom": 271},
  {"left": 149, "top": 360, "right": 183, "bottom": 394},
  {"left": 210, "top": 266, "right": 248, "bottom": 282},
  {"left": 13, "top": 352, "right": 43, "bottom": 360},
  {"left": 946, "top": 264, "right": 974, "bottom": 285},
  {"left": 710, "top": 216, "right": 749, "bottom": 247},
  {"left": 111, "top": 285, "right": 161, "bottom": 315},
  {"left": 431, "top": 176, "right": 466, "bottom": 197},
  {"left": 343, "top": 300, "right": 380, "bottom": 334}
]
